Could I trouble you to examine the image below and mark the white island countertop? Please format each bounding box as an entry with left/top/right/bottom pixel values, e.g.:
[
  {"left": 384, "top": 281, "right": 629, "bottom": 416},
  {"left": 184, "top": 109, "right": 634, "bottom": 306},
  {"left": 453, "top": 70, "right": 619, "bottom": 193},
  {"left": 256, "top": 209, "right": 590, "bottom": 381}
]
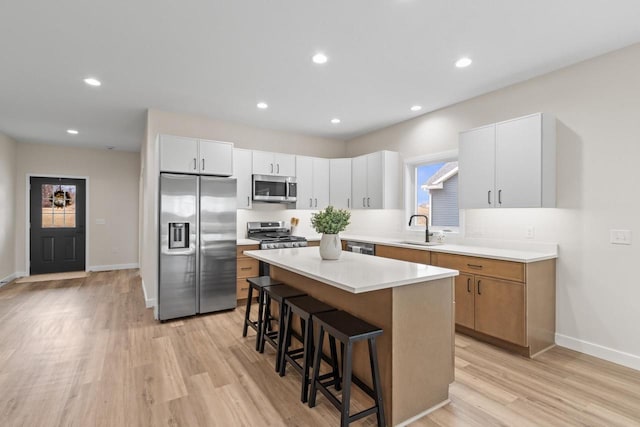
[{"left": 244, "top": 246, "right": 459, "bottom": 294}]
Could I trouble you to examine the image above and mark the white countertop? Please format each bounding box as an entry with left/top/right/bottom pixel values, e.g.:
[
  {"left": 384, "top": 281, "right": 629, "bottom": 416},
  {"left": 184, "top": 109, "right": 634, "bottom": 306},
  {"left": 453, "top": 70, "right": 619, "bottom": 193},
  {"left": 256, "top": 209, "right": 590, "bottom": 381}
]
[
  {"left": 244, "top": 246, "right": 458, "bottom": 294},
  {"left": 305, "top": 234, "right": 557, "bottom": 263},
  {"left": 237, "top": 238, "right": 257, "bottom": 246},
  {"left": 238, "top": 233, "right": 557, "bottom": 263}
]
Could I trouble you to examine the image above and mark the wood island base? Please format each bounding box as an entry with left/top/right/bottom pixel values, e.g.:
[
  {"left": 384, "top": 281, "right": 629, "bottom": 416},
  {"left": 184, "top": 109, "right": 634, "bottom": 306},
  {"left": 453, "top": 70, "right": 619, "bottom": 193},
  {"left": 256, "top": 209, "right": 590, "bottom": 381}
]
[{"left": 271, "top": 266, "right": 454, "bottom": 426}]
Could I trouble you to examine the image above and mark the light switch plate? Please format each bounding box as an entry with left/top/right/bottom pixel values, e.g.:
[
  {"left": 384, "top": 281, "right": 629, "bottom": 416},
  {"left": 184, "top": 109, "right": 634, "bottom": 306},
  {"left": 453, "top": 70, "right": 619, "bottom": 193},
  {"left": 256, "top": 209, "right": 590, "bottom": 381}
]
[
  {"left": 610, "top": 229, "right": 632, "bottom": 245},
  {"left": 95, "top": 218, "right": 106, "bottom": 225}
]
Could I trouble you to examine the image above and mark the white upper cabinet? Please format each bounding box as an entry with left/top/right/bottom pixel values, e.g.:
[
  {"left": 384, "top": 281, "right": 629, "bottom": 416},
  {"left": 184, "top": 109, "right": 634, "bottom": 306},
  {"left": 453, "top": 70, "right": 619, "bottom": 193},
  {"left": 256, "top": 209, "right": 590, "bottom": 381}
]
[
  {"left": 295, "top": 156, "right": 330, "bottom": 209},
  {"left": 159, "top": 135, "right": 234, "bottom": 176},
  {"left": 159, "top": 135, "right": 199, "bottom": 174},
  {"left": 199, "top": 139, "right": 233, "bottom": 176},
  {"left": 252, "top": 151, "right": 296, "bottom": 176},
  {"left": 295, "top": 156, "right": 314, "bottom": 209},
  {"left": 458, "top": 113, "right": 556, "bottom": 209},
  {"left": 312, "top": 157, "right": 330, "bottom": 209},
  {"left": 351, "top": 151, "right": 401, "bottom": 209},
  {"left": 458, "top": 125, "right": 496, "bottom": 208},
  {"left": 232, "top": 148, "right": 253, "bottom": 209},
  {"left": 329, "top": 158, "right": 352, "bottom": 209}
]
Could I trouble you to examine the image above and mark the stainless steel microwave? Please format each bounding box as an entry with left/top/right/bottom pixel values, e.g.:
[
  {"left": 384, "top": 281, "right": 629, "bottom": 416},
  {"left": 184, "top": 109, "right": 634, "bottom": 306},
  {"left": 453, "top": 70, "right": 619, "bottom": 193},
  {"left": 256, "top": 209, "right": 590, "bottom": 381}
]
[{"left": 252, "top": 174, "right": 297, "bottom": 203}]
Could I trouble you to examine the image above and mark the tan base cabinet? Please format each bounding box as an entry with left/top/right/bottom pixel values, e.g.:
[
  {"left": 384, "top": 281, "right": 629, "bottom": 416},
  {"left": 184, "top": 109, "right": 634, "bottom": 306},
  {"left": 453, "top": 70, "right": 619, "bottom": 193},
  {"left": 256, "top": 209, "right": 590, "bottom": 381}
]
[
  {"left": 432, "top": 252, "right": 555, "bottom": 357},
  {"left": 236, "top": 244, "right": 259, "bottom": 301},
  {"left": 375, "top": 244, "right": 431, "bottom": 264}
]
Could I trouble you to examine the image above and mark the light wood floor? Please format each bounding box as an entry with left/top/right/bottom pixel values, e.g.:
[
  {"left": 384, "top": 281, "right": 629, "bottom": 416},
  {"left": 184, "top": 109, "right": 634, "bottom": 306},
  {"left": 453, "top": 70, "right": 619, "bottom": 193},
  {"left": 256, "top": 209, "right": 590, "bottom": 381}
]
[{"left": 0, "top": 270, "right": 639, "bottom": 427}]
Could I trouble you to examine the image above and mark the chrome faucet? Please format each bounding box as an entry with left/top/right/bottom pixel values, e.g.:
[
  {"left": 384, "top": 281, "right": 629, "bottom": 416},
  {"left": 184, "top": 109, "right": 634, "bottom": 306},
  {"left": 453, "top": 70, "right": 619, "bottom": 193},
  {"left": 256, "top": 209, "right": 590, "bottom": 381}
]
[{"left": 408, "top": 214, "right": 429, "bottom": 243}]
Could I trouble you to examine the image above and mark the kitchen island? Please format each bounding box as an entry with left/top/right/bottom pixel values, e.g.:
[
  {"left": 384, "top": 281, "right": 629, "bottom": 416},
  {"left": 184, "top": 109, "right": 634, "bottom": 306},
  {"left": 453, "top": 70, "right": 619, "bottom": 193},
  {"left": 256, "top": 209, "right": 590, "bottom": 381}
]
[{"left": 244, "top": 246, "right": 459, "bottom": 426}]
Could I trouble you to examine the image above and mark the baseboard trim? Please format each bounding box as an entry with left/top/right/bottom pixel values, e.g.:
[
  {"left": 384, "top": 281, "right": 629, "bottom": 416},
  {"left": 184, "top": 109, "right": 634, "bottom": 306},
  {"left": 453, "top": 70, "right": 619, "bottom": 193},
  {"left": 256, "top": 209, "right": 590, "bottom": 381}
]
[
  {"left": 88, "top": 263, "right": 139, "bottom": 272},
  {"left": 141, "top": 279, "right": 155, "bottom": 308},
  {"left": 556, "top": 333, "right": 640, "bottom": 372},
  {"left": 397, "top": 398, "right": 451, "bottom": 426},
  {"left": 0, "top": 272, "right": 21, "bottom": 288}
]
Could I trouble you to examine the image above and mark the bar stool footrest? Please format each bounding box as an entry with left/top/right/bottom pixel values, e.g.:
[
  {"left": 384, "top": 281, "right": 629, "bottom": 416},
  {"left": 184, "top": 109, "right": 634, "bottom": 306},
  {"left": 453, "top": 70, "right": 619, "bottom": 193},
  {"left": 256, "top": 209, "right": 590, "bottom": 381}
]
[{"left": 349, "top": 407, "right": 379, "bottom": 424}]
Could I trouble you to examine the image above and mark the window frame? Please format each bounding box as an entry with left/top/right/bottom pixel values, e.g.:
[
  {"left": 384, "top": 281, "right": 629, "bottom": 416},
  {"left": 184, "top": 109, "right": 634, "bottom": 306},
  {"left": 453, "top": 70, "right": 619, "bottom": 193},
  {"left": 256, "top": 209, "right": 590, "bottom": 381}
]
[{"left": 403, "top": 149, "right": 461, "bottom": 233}]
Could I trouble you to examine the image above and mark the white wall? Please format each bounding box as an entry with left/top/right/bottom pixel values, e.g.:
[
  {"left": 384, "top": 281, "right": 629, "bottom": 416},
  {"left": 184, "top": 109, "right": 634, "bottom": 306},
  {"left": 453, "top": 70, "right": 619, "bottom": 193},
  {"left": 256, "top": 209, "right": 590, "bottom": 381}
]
[
  {"left": 0, "top": 133, "right": 17, "bottom": 284},
  {"left": 14, "top": 143, "right": 140, "bottom": 274},
  {"left": 140, "top": 109, "right": 347, "bottom": 309},
  {"left": 346, "top": 43, "right": 640, "bottom": 369}
]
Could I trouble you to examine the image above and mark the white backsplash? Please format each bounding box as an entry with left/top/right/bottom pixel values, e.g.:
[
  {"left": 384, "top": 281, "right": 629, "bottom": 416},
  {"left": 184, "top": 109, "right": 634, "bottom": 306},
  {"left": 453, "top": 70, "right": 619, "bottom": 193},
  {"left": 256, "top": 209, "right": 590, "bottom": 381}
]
[
  {"left": 237, "top": 206, "right": 406, "bottom": 240},
  {"left": 237, "top": 205, "right": 560, "bottom": 253}
]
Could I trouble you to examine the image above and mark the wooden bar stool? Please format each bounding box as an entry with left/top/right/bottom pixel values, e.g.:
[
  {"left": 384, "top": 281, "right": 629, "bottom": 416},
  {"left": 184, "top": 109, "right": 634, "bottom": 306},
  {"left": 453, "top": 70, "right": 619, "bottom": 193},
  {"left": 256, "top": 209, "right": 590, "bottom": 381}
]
[
  {"left": 242, "top": 276, "right": 283, "bottom": 351},
  {"left": 308, "top": 310, "right": 385, "bottom": 427},
  {"left": 278, "top": 295, "right": 339, "bottom": 403},
  {"left": 259, "top": 284, "right": 306, "bottom": 372}
]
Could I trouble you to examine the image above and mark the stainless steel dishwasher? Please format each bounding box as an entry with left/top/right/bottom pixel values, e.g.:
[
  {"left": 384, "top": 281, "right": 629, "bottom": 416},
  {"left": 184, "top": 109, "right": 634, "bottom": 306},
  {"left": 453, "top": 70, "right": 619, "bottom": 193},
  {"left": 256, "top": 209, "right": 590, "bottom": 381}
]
[{"left": 345, "top": 241, "right": 375, "bottom": 255}]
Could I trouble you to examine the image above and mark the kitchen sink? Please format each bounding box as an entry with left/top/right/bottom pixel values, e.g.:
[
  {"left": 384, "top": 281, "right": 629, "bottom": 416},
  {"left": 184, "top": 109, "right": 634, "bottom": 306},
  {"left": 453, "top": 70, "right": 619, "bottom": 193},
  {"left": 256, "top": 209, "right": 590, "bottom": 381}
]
[{"left": 394, "top": 240, "right": 443, "bottom": 247}]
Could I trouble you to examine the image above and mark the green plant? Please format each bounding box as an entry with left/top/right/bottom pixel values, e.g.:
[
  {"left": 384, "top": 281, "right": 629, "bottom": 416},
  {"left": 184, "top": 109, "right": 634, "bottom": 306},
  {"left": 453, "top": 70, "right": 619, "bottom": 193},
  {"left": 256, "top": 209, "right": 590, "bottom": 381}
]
[{"left": 311, "top": 206, "right": 351, "bottom": 234}]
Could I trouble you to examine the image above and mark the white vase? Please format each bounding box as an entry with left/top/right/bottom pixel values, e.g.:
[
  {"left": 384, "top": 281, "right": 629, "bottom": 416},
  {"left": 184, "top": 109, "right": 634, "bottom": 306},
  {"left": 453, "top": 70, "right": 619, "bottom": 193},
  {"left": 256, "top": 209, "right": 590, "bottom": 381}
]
[{"left": 319, "top": 234, "right": 342, "bottom": 260}]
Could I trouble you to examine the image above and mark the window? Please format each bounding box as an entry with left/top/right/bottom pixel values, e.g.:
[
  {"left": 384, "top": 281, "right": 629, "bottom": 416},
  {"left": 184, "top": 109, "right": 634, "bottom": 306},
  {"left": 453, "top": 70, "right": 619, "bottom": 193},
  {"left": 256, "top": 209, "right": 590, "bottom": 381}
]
[
  {"left": 405, "top": 151, "right": 459, "bottom": 231},
  {"left": 41, "top": 184, "right": 76, "bottom": 228}
]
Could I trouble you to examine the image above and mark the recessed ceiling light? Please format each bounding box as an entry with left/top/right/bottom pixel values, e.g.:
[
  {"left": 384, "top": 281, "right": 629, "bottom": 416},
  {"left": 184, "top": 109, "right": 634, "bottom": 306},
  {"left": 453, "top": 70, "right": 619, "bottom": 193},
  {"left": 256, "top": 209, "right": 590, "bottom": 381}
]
[
  {"left": 312, "top": 53, "right": 328, "bottom": 64},
  {"left": 257, "top": 102, "right": 268, "bottom": 109},
  {"left": 331, "top": 118, "right": 341, "bottom": 124},
  {"left": 455, "top": 57, "right": 472, "bottom": 68},
  {"left": 67, "top": 129, "right": 79, "bottom": 135},
  {"left": 83, "top": 77, "right": 101, "bottom": 87},
  {"left": 410, "top": 105, "right": 422, "bottom": 112}
]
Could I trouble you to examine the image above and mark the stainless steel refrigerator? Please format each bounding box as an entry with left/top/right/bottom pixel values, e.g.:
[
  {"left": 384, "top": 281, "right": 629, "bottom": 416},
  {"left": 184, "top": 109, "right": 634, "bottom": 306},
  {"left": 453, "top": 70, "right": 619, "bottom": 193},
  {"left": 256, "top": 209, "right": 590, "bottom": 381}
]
[{"left": 158, "top": 174, "right": 237, "bottom": 321}]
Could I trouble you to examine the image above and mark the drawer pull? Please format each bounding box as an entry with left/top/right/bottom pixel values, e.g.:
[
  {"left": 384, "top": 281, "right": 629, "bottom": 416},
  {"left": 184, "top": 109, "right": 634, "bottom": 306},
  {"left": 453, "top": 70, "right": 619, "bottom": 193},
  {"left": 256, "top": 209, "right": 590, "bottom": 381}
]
[
  {"left": 467, "top": 278, "right": 471, "bottom": 293},
  {"left": 240, "top": 266, "right": 253, "bottom": 271},
  {"left": 467, "top": 263, "right": 483, "bottom": 269},
  {"left": 240, "top": 287, "right": 248, "bottom": 291}
]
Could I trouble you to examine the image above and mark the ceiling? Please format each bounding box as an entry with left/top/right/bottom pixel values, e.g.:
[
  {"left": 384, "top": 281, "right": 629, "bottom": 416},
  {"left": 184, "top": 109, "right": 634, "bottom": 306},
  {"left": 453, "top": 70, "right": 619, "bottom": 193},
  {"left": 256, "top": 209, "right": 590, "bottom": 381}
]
[{"left": 2, "top": 1, "right": 640, "bottom": 152}]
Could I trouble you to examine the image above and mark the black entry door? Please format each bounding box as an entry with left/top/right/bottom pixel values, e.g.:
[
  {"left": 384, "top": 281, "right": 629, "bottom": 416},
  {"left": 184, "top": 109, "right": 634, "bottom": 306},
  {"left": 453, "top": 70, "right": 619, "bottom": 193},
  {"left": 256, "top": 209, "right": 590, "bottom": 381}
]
[{"left": 30, "top": 177, "right": 86, "bottom": 274}]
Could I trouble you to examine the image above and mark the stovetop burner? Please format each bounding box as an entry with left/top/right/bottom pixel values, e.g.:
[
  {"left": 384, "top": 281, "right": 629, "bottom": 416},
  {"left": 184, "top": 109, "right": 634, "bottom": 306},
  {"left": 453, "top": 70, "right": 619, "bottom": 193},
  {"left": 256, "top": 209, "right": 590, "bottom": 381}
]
[{"left": 246, "top": 221, "right": 308, "bottom": 249}]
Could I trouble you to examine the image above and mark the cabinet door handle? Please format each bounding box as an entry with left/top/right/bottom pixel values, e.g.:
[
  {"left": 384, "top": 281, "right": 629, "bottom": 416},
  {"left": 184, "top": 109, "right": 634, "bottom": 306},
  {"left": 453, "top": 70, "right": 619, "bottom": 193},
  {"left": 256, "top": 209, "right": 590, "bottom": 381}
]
[
  {"left": 488, "top": 190, "right": 491, "bottom": 205},
  {"left": 363, "top": 197, "right": 366, "bottom": 207},
  {"left": 367, "top": 197, "right": 370, "bottom": 207},
  {"left": 277, "top": 163, "right": 280, "bottom": 174},
  {"left": 467, "top": 263, "right": 483, "bottom": 269},
  {"left": 347, "top": 198, "right": 350, "bottom": 208},
  {"left": 193, "top": 158, "right": 197, "bottom": 170},
  {"left": 467, "top": 278, "right": 471, "bottom": 293},
  {"left": 314, "top": 198, "right": 317, "bottom": 208},
  {"left": 498, "top": 189, "right": 502, "bottom": 205},
  {"left": 477, "top": 280, "right": 482, "bottom": 295},
  {"left": 270, "top": 163, "right": 274, "bottom": 173},
  {"left": 247, "top": 196, "right": 250, "bottom": 207},
  {"left": 202, "top": 159, "right": 205, "bottom": 170},
  {"left": 309, "top": 198, "right": 313, "bottom": 207}
]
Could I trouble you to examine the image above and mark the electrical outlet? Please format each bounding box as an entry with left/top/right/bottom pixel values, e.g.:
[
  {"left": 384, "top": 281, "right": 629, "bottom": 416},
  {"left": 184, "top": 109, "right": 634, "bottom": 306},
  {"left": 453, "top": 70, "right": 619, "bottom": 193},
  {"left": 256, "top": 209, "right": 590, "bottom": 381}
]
[
  {"left": 95, "top": 218, "right": 106, "bottom": 225},
  {"left": 610, "top": 229, "right": 632, "bottom": 245},
  {"left": 525, "top": 226, "right": 535, "bottom": 239}
]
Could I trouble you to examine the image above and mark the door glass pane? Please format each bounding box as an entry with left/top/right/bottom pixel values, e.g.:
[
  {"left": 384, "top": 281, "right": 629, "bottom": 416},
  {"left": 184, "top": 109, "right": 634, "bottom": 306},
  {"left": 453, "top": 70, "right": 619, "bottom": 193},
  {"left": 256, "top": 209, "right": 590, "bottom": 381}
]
[{"left": 41, "top": 184, "right": 76, "bottom": 228}]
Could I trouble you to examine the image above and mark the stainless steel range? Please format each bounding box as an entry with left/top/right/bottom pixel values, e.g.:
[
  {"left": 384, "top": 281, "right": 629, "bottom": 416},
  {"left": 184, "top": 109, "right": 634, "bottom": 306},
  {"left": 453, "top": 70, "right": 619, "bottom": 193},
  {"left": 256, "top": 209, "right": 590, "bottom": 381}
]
[{"left": 247, "top": 221, "right": 308, "bottom": 249}]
